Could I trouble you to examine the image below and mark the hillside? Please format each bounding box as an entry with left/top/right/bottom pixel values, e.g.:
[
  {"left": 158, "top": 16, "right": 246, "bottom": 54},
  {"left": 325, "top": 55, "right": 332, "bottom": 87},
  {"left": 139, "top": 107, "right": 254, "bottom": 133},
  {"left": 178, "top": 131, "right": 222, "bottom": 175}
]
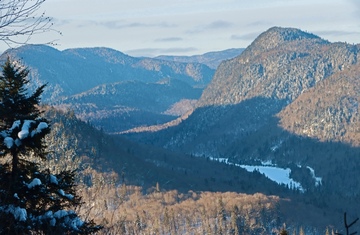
[
  {"left": 1, "top": 45, "right": 215, "bottom": 101},
  {"left": 124, "top": 27, "right": 360, "bottom": 208},
  {"left": 129, "top": 27, "right": 360, "bottom": 153},
  {"left": 278, "top": 63, "right": 360, "bottom": 146},
  {"left": 44, "top": 106, "right": 292, "bottom": 194},
  {"left": 198, "top": 27, "right": 358, "bottom": 107},
  {"left": 56, "top": 79, "right": 202, "bottom": 132},
  {"left": 44, "top": 107, "right": 351, "bottom": 234},
  {"left": 1, "top": 45, "right": 217, "bottom": 131}
]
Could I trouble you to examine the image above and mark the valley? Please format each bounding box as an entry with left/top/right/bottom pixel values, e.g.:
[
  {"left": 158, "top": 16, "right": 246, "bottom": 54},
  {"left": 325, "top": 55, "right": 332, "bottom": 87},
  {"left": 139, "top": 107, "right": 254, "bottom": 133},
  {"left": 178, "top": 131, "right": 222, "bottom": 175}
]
[{"left": 1, "top": 26, "right": 359, "bottom": 234}]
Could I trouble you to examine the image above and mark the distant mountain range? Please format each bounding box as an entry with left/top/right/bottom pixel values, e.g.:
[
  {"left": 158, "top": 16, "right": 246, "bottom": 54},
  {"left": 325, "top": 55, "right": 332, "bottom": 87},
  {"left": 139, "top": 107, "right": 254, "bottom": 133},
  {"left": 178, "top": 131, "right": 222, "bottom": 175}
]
[
  {"left": 2, "top": 45, "right": 214, "bottom": 99},
  {"left": 155, "top": 48, "right": 245, "bottom": 69},
  {"left": 1, "top": 46, "right": 244, "bottom": 131}
]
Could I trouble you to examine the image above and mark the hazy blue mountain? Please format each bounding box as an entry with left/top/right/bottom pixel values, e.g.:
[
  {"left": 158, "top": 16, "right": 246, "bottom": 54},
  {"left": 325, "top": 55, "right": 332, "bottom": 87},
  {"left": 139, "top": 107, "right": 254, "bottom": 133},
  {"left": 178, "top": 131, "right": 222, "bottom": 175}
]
[
  {"left": 58, "top": 78, "right": 202, "bottom": 132},
  {"left": 1, "top": 45, "right": 217, "bottom": 131},
  {"left": 155, "top": 48, "right": 245, "bottom": 69},
  {"left": 1, "top": 45, "right": 215, "bottom": 101}
]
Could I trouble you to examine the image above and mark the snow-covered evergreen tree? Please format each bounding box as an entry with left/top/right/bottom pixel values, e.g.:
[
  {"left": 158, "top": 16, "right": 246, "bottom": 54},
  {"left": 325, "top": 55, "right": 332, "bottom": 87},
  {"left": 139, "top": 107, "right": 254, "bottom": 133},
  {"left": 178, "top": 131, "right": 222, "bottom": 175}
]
[{"left": 0, "top": 58, "right": 101, "bottom": 234}]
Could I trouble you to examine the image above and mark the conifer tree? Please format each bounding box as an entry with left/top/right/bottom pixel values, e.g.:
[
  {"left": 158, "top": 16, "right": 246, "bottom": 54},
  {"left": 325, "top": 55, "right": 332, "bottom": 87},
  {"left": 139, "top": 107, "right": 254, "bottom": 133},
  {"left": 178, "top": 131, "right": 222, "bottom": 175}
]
[
  {"left": 0, "top": 58, "right": 101, "bottom": 234},
  {"left": 278, "top": 223, "right": 288, "bottom": 235}
]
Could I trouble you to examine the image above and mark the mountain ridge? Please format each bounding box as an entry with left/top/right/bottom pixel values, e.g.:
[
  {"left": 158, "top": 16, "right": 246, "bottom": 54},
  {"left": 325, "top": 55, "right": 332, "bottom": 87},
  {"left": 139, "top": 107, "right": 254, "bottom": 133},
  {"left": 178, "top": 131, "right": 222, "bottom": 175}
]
[
  {"left": 1, "top": 45, "right": 215, "bottom": 101},
  {"left": 2, "top": 45, "right": 237, "bottom": 131},
  {"left": 197, "top": 27, "right": 357, "bottom": 108},
  {"left": 155, "top": 48, "right": 245, "bottom": 69},
  {"left": 124, "top": 27, "right": 360, "bottom": 200}
]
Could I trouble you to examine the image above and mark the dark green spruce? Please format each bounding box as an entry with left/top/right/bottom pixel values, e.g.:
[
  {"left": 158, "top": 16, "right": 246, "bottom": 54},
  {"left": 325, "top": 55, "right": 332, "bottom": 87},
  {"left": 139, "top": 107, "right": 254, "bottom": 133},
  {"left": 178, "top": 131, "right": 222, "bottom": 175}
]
[{"left": 0, "top": 57, "right": 102, "bottom": 234}]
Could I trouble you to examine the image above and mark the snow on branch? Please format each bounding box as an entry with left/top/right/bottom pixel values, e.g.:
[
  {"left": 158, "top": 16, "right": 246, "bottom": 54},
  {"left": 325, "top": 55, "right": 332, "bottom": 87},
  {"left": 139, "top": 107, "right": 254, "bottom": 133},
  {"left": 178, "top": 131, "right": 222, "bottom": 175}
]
[
  {"left": 0, "top": 205, "right": 27, "bottom": 221},
  {"left": 27, "top": 178, "right": 42, "bottom": 188},
  {"left": 1, "top": 119, "right": 49, "bottom": 150},
  {"left": 18, "top": 120, "right": 35, "bottom": 139}
]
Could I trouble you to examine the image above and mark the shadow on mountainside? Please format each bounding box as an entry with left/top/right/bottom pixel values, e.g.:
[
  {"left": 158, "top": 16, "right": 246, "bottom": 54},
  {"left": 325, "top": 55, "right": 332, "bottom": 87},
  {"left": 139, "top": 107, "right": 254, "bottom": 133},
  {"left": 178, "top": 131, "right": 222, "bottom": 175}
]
[
  {"left": 47, "top": 105, "right": 360, "bottom": 232},
  {"left": 121, "top": 96, "right": 360, "bottom": 222}
]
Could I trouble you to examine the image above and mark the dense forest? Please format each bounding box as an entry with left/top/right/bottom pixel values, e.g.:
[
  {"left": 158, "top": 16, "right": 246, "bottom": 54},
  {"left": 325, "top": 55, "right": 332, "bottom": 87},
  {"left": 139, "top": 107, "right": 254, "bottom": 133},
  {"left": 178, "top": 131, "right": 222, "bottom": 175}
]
[{"left": 41, "top": 107, "right": 353, "bottom": 235}]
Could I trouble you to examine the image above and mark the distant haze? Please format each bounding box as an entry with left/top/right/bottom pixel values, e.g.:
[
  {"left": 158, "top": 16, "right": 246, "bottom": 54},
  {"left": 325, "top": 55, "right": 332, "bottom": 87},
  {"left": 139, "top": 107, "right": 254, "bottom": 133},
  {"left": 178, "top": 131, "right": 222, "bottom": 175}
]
[{"left": 2, "top": 0, "right": 360, "bottom": 57}]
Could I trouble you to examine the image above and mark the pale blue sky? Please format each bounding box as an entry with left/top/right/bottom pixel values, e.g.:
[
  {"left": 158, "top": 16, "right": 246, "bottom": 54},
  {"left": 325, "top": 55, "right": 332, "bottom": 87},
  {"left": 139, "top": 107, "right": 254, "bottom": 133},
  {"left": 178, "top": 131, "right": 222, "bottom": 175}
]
[{"left": 14, "top": 0, "right": 360, "bottom": 57}]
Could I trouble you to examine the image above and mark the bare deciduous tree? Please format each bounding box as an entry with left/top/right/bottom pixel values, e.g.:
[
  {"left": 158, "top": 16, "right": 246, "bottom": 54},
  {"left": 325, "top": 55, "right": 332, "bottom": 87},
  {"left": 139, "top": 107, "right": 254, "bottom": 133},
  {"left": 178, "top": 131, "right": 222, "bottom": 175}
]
[{"left": 0, "top": 0, "right": 59, "bottom": 47}]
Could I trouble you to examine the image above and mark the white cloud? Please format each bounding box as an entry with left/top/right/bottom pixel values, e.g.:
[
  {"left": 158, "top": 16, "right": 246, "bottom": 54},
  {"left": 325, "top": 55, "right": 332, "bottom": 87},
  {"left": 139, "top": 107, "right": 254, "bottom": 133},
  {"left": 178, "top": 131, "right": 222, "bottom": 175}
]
[{"left": 0, "top": 0, "right": 358, "bottom": 56}]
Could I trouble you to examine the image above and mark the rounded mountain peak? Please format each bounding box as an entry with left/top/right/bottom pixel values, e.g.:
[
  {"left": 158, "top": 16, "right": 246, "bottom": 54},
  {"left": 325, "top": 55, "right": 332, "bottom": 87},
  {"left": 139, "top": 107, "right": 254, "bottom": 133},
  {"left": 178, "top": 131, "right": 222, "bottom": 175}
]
[{"left": 247, "top": 26, "right": 325, "bottom": 52}]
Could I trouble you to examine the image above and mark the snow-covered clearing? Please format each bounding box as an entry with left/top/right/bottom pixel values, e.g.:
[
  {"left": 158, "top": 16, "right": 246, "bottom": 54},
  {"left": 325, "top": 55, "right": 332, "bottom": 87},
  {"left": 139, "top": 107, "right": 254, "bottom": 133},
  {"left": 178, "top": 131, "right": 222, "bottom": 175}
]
[{"left": 208, "top": 157, "right": 322, "bottom": 192}]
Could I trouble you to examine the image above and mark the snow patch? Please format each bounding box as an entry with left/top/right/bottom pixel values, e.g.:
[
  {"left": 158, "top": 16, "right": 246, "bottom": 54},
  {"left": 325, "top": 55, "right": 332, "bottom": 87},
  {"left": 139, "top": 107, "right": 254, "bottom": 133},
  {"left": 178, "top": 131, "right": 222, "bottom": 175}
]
[
  {"left": 18, "top": 130, "right": 29, "bottom": 139},
  {"left": 15, "top": 138, "right": 22, "bottom": 147},
  {"left": 37, "top": 122, "right": 48, "bottom": 132},
  {"left": 0, "top": 205, "right": 27, "bottom": 221},
  {"left": 54, "top": 209, "right": 69, "bottom": 218},
  {"left": 10, "top": 120, "right": 21, "bottom": 131},
  {"left": 270, "top": 140, "right": 283, "bottom": 152},
  {"left": 50, "top": 217, "right": 56, "bottom": 226},
  {"left": 261, "top": 160, "right": 275, "bottom": 166},
  {"left": 58, "top": 189, "right": 65, "bottom": 196},
  {"left": 27, "top": 178, "right": 42, "bottom": 188},
  {"left": 18, "top": 120, "right": 35, "bottom": 139},
  {"left": 4, "top": 137, "right": 14, "bottom": 149},
  {"left": 0, "top": 130, "right": 7, "bottom": 138},
  {"left": 31, "top": 122, "right": 48, "bottom": 137},
  {"left": 32, "top": 209, "right": 85, "bottom": 230},
  {"left": 58, "top": 189, "right": 74, "bottom": 200},
  {"left": 50, "top": 175, "right": 58, "bottom": 185},
  {"left": 209, "top": 157, "right": 304, "bottom": 192},
  {"left": 53, "top": 210, "right": 85, "bottom": 229},
  {"left": 306, "top": 166, "right": 322, "bottom": 186},
  {"left": 240, "top": 165, "right": 304, "bottom": 192}
]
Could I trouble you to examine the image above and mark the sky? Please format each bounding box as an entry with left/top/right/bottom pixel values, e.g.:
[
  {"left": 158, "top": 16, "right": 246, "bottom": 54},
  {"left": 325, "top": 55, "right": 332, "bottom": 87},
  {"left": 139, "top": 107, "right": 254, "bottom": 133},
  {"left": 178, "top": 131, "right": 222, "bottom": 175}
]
[{"left": 5, "top": 0, "right": 360, "bottom": 57}]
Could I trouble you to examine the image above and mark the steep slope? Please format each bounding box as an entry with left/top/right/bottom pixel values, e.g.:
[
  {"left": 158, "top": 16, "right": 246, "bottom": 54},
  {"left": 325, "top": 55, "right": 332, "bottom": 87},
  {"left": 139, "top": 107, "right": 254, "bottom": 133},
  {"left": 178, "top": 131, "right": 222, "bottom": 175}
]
[
  {"left": 155, "top": 48, "right": 245, "bottom": 69},
  {"left": 45, "top": 107, "right": 350, "bottom": 234},
  {"left": 44, "top": 106, "right": 295, "bottom": 195},
  {"left": 58, "top": 79, "right": 202, "bottom": 132},
  {"left": 134, "top": 27, "right": 359, "bottom": 154},
  {"left": 198, "top": 27, "right": 358, "bottom": 107},
  {"left": 1, "top": 45, "right": 216, "bottom": 131},
  {"left": 278, "top": 63, "right": 360, "bottom": 146},
  {"left": 124, "top": 27, "right": 360, "bottom": 196},
  {"left": 1, "top": 45, "right": 215, "bottom": 101}
]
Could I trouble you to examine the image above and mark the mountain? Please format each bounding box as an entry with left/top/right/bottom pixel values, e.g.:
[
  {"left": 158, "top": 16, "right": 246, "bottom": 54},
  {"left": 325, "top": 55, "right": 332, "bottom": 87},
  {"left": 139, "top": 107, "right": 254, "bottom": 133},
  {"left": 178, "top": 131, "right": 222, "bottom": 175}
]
[
  {"left": 1, "top": 45, "right": 217, "bottom": 131},
  {"left": 129, "top": 26, "right": 359, "bottom": 147},
  {"left": 57, "top": 79, "right": 202, "bottom": 132},
  {"left": 1, "top": 45, "right": 215, "bottom": 101},
  {"left": 155, "top": 48, "right": 245, "bottom": 69},
  {"left": 197, "top": 27, "right": 357, "bottom": 107},
  {"left": 124, "top": 27, "right": 360, "bottom": 199}
]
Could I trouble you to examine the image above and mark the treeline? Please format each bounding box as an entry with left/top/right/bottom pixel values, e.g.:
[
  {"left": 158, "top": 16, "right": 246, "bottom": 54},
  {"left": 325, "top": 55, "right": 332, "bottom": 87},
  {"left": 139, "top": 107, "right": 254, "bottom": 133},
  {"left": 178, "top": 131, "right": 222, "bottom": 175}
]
[
  {"left": 41, "top": 107, "right": 346, "bottom": 234},
  {"left": 77, "top": 171, "right": 282, "bottom": 235}
]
